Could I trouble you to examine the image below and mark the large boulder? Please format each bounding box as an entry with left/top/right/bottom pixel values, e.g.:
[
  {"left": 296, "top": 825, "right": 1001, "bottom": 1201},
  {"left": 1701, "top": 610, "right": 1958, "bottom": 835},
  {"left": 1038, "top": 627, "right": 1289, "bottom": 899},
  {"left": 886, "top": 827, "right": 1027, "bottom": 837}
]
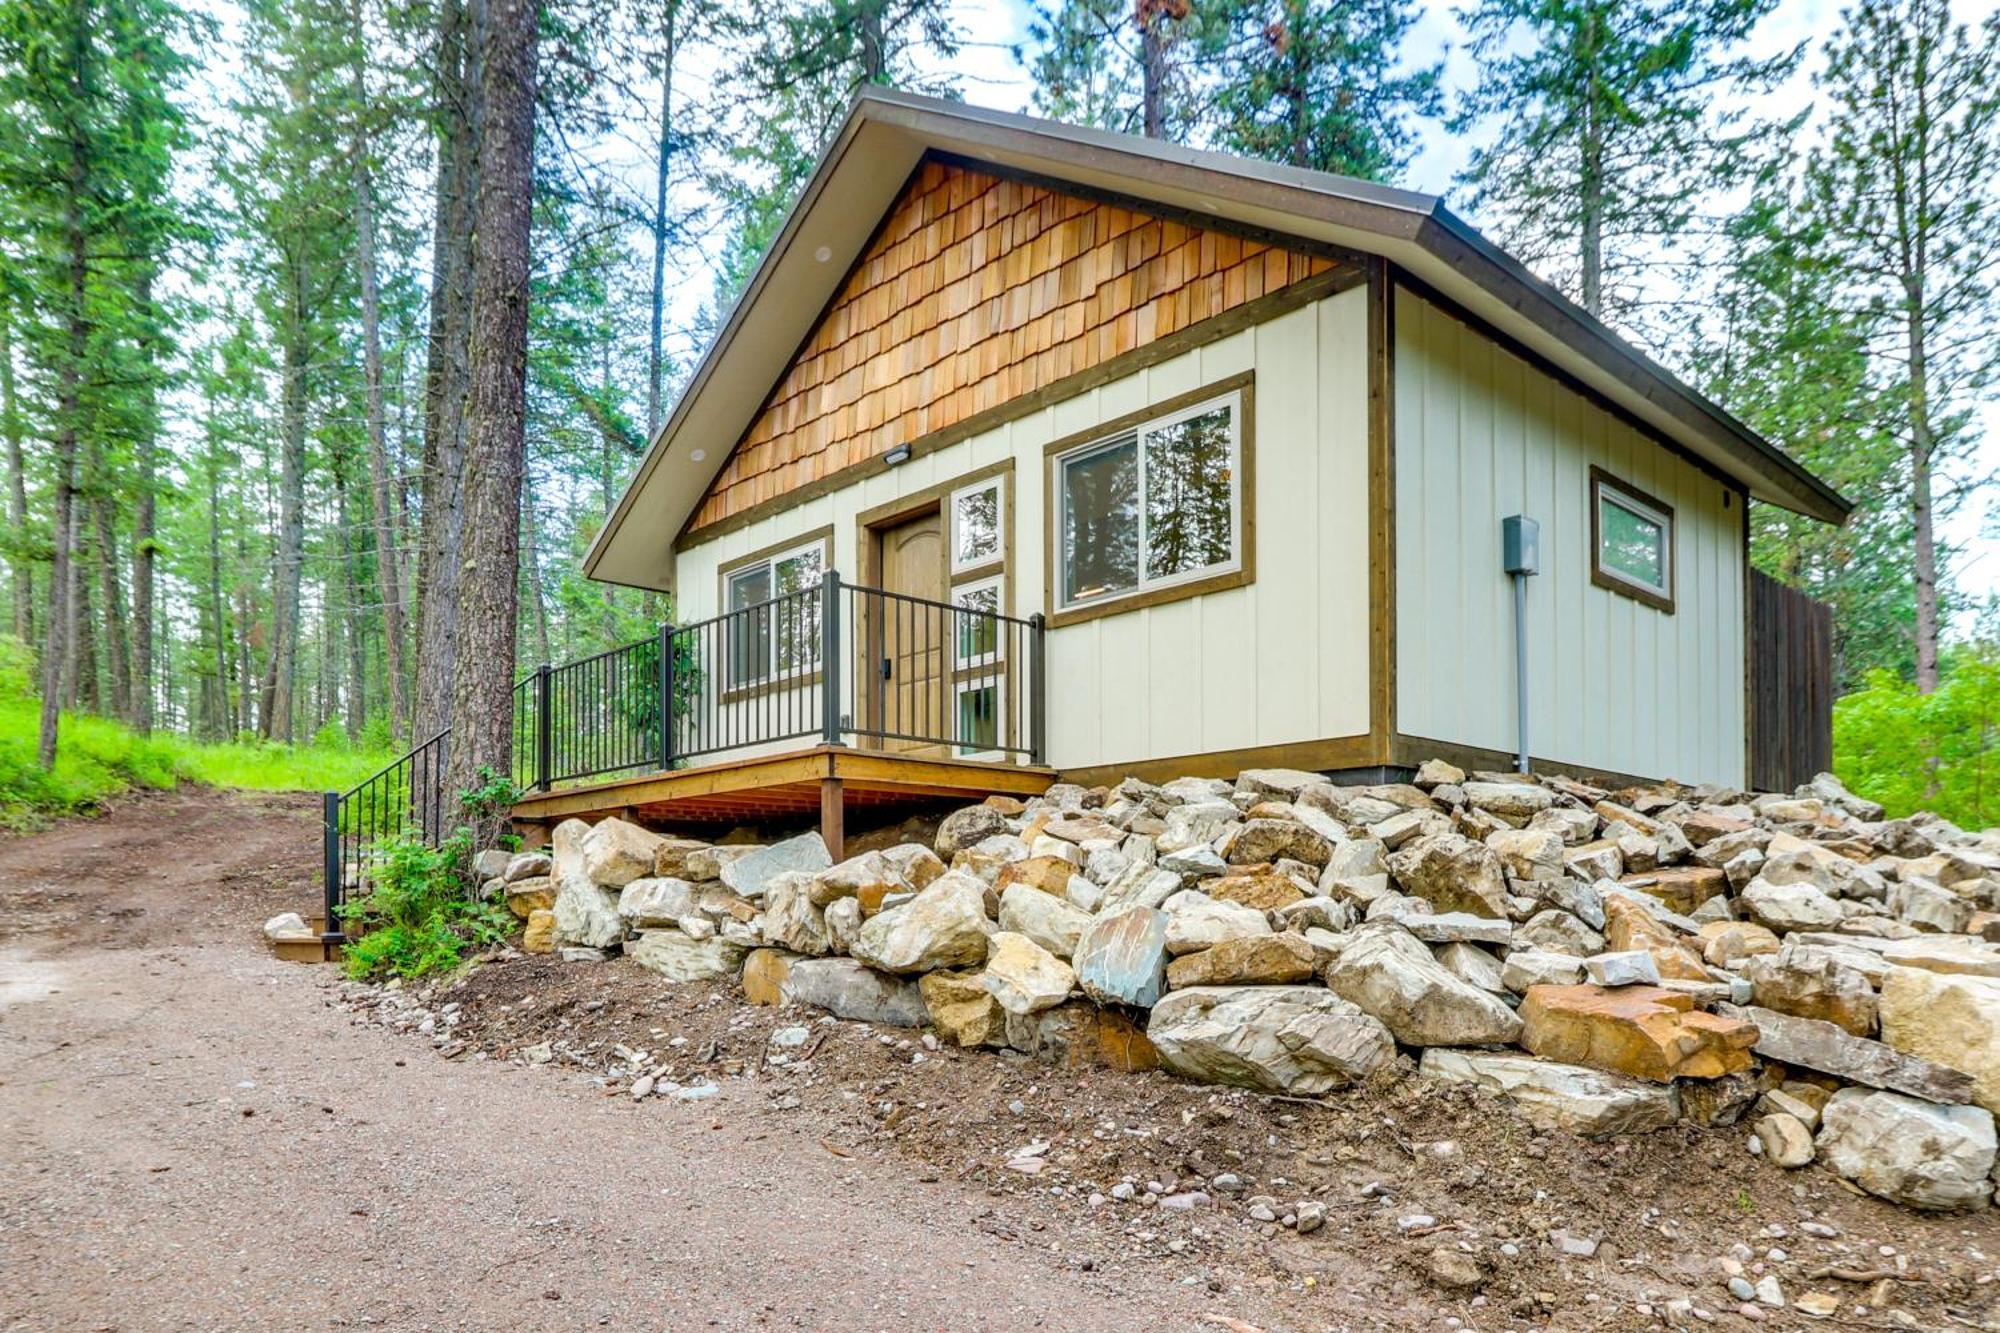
[
  {"left": 1418, "top": 1049, "right": 1680, "bottom": 1138},
  {"left": 1718, "top": 1002, "right": 1975, "bottom": 1103},
  {"left": 1005, "top": 1003, "right": 1160, "bottom": 1072},
  {"left": 996, "top": 882, "right": 1092, "bottom": 959},
  {"left": 1157, "top": 801, "right": 1243, "bottom": 854},
  {"left": 1487, "top": 828, "right": 1564, "bottom": 882},
  {"left": 719, "top": 832, "right": 832, "bottom": 901},
  {"left": 553, "top": 821, "right": 625, "bottom": 950},
  {"left": 848, "top": 873, "right": 992, "bottom": 974},
  {"left": 1147, "top": 985, "right": 1397, "bottom": 1094},
  {"left": 1073, "top": 906, "right": 1170, "bottom": 1009},
  {"left": 1324, "top": 924, "right": 1523, "bottom": 1047},
  {"left": 1162, "top": 890, "right": 1270, "bottom": 955},
  {"left": 1879, "top": 966, "right": 2000, "bottom": 1114},
  {"left": 783, "top": 957, "right": 928, "bottom": 1027},
  {"left": 981, "top": 932, "right": 1075, "bottom": 1015},
  {"left": 761, "top": 872, "right": 832, "bottom": 956},
  {"left": 627, "top": 929, "right": 747, "bottom": 982},
  {"left": 616, "top": 876, "right": 697, "bottom": 929},
  {"left": 1741, "top": 877, "right": 1844, "bottom": 933},
  {"left": 579, "top": 817, "right": 664, "bottom": 887},
  {"left": 809, "top": 850, "right": 908, "bottom": 910},
  {"left": 1462, "top": 780, "right": 1554, "bottom": 824},
  {"left": 920, "top": 969, "right": 1006, "bottom": 1046},
  {"left": 1815, "top": 1088, "right": 1995, "bottom": 1211},
  {"left": 1388, "top": 833, "right": 1510, "bottom": 918},
  {"left": 935, "top": 804, "right": 1011, "bottom": 858},
  {"left": 1165, "top": 933, "right": 1316, "bottom": 989},
  {"left": 1743, "top": 944, "right": 1878, "bottom": 1037},
  {"left": 1519, "top": 985, "right": 1757, "bottom": 1083},
  {"left": 1219, "top": 818, "right": 1334, "bottom": 868}
]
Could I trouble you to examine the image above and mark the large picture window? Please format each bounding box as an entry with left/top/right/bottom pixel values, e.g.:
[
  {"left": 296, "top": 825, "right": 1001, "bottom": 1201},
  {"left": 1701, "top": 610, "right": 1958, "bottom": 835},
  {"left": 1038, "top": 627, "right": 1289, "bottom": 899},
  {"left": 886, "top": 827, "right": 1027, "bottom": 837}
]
[
  {"left": 1590, "top": 468, "right": 1674, "bottom": 613},
  {"left": 1056, "top": 391, "right": 1241, "bottom": 610},
  {"left": 722, "top": 538, "right": 826, "bottom": 689}
]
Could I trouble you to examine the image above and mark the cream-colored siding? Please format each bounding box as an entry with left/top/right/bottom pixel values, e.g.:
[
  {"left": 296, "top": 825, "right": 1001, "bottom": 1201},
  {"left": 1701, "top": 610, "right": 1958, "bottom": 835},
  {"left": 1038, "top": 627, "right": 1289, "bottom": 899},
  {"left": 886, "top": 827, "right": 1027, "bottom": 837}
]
[
  {"left": 674, "top": 285, "right": 1374, "bottom": 772},
  {"left": 1393, "top": 288, "right": 1746, "bottom": 785}
]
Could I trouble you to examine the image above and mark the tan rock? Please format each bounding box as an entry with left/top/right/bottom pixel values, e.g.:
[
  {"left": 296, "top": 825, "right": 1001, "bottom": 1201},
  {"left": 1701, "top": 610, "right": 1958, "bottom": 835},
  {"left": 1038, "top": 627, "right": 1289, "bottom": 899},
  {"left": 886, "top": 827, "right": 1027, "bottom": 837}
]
[
  {"left": 1879, "top": 966, "right": 2000, "bottom": 1114},
  {"left": 1388, "top": 832, "right": 1511, "bottom": 918},
  {"left": 741, "top": 947, "right": 796, "bottom": 1005},
  {"left": 1519, "top": 984, "right": 1759, "bottom": 1083},
  {"left": 1205, "top": 870, "right": 1309, "bottom": 912},
  {"left": 996, "top": 855, "right": 1081, "bottom": 897},
  {"left": 1678, "top": 809, "right": 1753, "bottom": 847},
  {"left": 920, "top": 969, "right": 1007, "bottom": 1047},
  {"left": 1603, "top": 896, "right": 1708, "bottom": 981},
  {"left": 580, "top": 817, "right": 664, "bottom": 887},
  {"left": 1700, "top": 919, "right": 1782, "bottom": 968},
  {"left": 1744, "top": 945, "right": 1878, "bottom": 1037},
  {"left": 982, "top": 932, "right": 1076, "bottom": 1015},
  {"left": 504, "top": 876, "right": 556, "bottom": 918},
  {"left": 1005, "top": 1002, "right": 1159, "bottom": 1071},
  {"left": 1165, "top": 933, "right": 1317, "bottom": 989},
  {"left": 1622, "top": 866, "right": 1728, "bottom": 913},
  {"left": 652, "top": 836, "right": 710, "bottom": 878},
  {"left": 522, "top": 908, "right": 556, "bottom": 953}
]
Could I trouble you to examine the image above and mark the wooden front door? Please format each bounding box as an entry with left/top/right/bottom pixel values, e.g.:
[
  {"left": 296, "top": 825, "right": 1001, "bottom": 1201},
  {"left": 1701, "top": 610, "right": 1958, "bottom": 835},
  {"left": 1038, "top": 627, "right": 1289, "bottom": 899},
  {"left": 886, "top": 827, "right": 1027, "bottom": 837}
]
[{"left": 870, "top": 509, "right": 946, "bottom": 754}]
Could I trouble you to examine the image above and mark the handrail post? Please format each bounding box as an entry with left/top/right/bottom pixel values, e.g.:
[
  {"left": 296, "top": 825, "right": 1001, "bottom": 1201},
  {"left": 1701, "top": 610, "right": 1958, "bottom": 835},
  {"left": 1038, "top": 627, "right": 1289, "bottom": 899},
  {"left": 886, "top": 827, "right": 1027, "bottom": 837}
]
[
  {"left": 1028, "top": 612, "right": 1047, "bottom": 766},
  {"left": 321, "top": 790, "right": 343, "bottom": 944},
  {"left": 821, "top": 568, "right": 842, "bottom": 746},
  {"left": 535, "top": 663, "right": 552, "bottom": 791},
  {"left": 657, "top": 620, "right": 675, "bottom": 771}
]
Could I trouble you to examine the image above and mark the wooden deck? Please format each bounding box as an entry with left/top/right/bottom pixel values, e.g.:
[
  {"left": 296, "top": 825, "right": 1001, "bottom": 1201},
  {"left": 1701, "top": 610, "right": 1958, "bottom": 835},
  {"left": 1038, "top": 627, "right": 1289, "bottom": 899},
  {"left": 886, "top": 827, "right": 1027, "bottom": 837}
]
[{"left": 508, "top": 745, "right": 1054, "bottom": 858}]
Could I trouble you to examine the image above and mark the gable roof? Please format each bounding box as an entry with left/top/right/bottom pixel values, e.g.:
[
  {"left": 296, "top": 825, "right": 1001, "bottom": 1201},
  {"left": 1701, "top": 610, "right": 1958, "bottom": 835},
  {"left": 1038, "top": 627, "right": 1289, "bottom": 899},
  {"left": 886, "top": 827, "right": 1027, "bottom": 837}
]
[{"left": 586, "top": 90, "right": 1849, "bottom": 591}]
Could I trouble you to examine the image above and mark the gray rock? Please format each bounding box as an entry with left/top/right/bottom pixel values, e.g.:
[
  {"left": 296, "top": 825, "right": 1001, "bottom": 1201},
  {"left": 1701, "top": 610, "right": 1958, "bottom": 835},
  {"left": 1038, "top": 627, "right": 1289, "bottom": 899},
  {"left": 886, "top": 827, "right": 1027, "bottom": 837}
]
[
  {"left": 1324, "top": 923, "right": 1524, "bottom": 1047},
  {"left": 935, "top": 805, "right": 1011, "bottom": 858},
  {"left": 1815, "top": 1088, "right": 1995, "bottom": 1211},
  {"left": 617, "top": 876, "right": 698, "bottom": 929},
  {"left": 996, "top": 881, "right": 1092, "bottom": 959},
  {"left": 1754, "top": 1112, "right": 1815, "bottom": 1168},
  {"left": 1889, "top": 877, "right": 1974, "bottom": 934},
  {"left": 761, "top": 871, "right": 831, "bottom": 956},
  {"left": 1717, "top": 1003, "right": 1976, "bottom": 1103},
  {"left": 1148, "top": 985, "right": 1397, "bottom": 1094},
  {"left": 263, "top": 911, "right": 313, "bottom": 941},
  {"left": 1220, "top": 818, "right": 1335, "bottom": 868},
  {"left": 553, "top": 823, "right": 625, "bottom": 950},
  {"left": 1073, "top": 906, "right": 1170, "bottom": 1009},
  {"left": 1401, "top": 912, "right": 1512, "bottom": 947},
  {"left": 1434, "top": 941, "right": 1509, "bottom": 993},
  {"left": 1515, "top": 908, "right": 1606, "bottom": 956},
  {"left": 472, "top": 848, "right": 513, "bottom": 880},
  {"left": 627, "top": 929, "right": 746, "bottom": 982},
  {"left": 1388, "top": 833, "right": 1511, "bottom": 918},
  {"left": 782, "top": 958, "right": 929, "bottom": 1027},
  {"left": 1461, "top": 780, "right": 1555, "bottom": 822},
  {"left": 1157, "top": 801, "right": 1242, "bottom": 854},
  {"left": 1158, "top": 845, "right": 1227, "bottom": 878},
  {"left": 1419, "top": 1049, "right": 1679, "bottom": 1137},
  {"left": 1162, "top": 889, "right": 1271, "bottom": 955},
  {"left": 503, "top": 852, "right": 552, "bottom": 882},
  {"left": 1501, "top": 948, "right": 1584, "bottom": 992},
  {"left": 1742, "top": 878, "right": 1844, "bottom": 933},
  {"left": 1584, "top": 950, "right": 1663, "bottom": 987},
  {"left": 720, "top": 832, "right": 833, "bottom": 901},
  {"left": 849, "top": 872, "right": 993, "bottom": 974},
  {"left": 1235, "top": 767, "right": 1327, "bottom": 802}
]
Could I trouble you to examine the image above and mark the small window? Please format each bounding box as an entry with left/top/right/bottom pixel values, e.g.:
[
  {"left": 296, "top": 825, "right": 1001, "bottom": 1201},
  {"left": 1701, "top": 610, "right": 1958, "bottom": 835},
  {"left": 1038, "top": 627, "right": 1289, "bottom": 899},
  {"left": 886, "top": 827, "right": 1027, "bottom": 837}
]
[
  {"left": 723, "top": 539, "right": 825, "bottom": 688},
  {"left": 1057, "top": 392, "right": 1239, "bottom": 610},
  {"left": 950, "top": 479, "right": 1002, "bottom": 573},
  {"left": 1591, "top": 469, "right": 1674, "bottom": 612},
  {"left": 955, "top": 678, "right": 1001, "bottom": 757},
  {"left": 953, "top": 576, "right": 1004, "bottom": 667}
]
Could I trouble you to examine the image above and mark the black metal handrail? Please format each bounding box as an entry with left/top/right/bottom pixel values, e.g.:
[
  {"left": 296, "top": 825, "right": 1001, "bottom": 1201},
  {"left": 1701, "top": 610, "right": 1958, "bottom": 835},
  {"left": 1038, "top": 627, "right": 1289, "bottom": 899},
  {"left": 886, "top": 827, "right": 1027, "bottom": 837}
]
[{"left": 323, "top": 571, "right": 1046, "bottom": 937}]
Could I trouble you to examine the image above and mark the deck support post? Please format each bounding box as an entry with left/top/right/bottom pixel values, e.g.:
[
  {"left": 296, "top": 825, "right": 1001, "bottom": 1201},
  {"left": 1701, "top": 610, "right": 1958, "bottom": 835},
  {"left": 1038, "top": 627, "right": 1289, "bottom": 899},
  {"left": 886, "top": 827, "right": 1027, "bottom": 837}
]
[
  {"left": 819, "top": 776, "right": 845, "bottom": 861},
  {"left": 821, "top": 569, "right": 843, "bottom": 747}
]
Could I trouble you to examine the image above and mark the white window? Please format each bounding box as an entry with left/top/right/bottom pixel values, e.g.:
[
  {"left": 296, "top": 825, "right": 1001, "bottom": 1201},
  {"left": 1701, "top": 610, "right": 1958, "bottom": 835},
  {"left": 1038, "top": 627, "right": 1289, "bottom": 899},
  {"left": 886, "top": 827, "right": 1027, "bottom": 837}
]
[
  {"left": 1056, "top": 391, "right": 1240, "bottom": 610},
  {"left": 723, "top": 539, "right": 825, "bottom": 688},
  {"left": 953, "top": 575, "right": 1004, "bottom": 668},
  {"left": 949, "top": 478, "right": 1003, "bottom": 574},
  {"left": 1591, "top": 470, "right": 1674, "bottom": 610}
]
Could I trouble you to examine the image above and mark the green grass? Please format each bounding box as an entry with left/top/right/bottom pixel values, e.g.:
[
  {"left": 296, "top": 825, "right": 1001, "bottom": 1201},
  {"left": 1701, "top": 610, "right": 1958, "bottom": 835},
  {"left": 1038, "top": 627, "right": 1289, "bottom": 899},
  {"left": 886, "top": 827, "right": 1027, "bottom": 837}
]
[{"left": 0, "top": 694, "right": 398, "bottom": 831}]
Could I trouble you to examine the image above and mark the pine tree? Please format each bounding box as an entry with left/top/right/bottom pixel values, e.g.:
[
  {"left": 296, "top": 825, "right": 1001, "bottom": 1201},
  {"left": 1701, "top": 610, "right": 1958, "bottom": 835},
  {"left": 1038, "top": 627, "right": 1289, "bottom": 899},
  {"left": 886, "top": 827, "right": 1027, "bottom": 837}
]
[
  {"left": 1196, "top": 0, "right": 1441, "bottom": 178},
  {"left": 1805, "top": 0, "right": 2000, "bottom": 694},
  {"left": 1024, "top": 0, "right": 1197, "bottom": 140},
  {"left": 1452, "top": 0, "right": 1797, "bottom": 326}
]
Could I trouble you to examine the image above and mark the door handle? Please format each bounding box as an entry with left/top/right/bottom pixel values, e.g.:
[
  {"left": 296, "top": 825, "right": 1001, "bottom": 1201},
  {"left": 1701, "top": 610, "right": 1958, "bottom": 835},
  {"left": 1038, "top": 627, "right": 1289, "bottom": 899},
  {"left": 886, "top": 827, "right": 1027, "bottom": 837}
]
[{"left": 880, "top": 657, "right": 893, "bottom": 681}]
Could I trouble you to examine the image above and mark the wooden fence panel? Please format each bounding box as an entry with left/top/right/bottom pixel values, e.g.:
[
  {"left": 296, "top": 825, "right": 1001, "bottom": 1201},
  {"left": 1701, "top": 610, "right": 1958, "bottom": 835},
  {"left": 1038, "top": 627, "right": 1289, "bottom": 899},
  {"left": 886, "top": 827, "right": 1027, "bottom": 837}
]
[{"left": 1749, "top": 569, "right": 1834, "bottom": 793}]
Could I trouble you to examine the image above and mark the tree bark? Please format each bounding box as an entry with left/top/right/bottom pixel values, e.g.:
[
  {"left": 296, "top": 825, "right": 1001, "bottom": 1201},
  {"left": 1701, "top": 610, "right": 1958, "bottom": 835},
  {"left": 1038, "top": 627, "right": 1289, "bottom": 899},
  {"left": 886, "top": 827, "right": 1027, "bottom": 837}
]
[
  {"left": 645, "top": 0, "right": 677, "bottom": 439},
  {"left": 38, "top": 174, "right": 85, "bottom": 766},
  {"left": 0, "top": 294, "right": 31, "bottom": 650},
  {"left": 414, "top": 0, "right": 483, "bottom": 738},
  {"left": 350, "top": 0, "right": 409, "bottom": 740},
  {"left": 89, "top": 461, "right": 132, "bottom": 721},
  {"left": 205, "top": 415, "right": 228, "bottom": 739},
  {"left": 132, "top": 268, "right": 157, "bottom": 732},
  {"left": 1138, "top": 0, "right": 1168, "bottom": 139},
  {"left": 443, "top": 0, "right": 538, "bottom": 812},
  {"left": 263, "top": 255, "right": 310, "bottom": 742}
]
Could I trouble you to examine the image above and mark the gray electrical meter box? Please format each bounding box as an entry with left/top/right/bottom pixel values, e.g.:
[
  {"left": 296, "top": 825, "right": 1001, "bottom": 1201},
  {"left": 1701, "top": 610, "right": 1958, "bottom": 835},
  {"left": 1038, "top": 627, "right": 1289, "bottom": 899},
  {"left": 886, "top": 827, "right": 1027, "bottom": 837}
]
[{"left": 1502, "top": 515, "right": 1540, "bottom": 576}]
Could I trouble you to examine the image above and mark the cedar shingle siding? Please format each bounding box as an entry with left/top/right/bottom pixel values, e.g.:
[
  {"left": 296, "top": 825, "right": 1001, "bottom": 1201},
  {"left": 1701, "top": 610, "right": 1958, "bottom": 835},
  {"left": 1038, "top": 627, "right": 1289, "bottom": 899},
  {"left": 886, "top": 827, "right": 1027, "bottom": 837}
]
[{"left": 687, "top": 159, "right": 1340, "bottom": 533}]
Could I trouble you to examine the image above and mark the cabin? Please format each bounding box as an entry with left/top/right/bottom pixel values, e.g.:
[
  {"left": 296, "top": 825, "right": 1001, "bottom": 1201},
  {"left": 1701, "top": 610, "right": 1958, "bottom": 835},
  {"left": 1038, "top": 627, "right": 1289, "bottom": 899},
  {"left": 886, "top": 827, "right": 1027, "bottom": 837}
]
[{"left": 327, "top": 90, "right": 1848, "bottom": 922}]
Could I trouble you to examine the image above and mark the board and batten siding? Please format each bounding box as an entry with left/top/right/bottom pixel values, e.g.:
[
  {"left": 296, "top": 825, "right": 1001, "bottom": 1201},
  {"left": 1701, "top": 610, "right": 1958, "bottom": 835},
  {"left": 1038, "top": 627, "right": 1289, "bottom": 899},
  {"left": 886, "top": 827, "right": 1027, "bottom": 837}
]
[
  {"left": 1393, "top": 287, "right": 1746, "bottom": 785},
  {"left": 674, "top": 285, "right": 1373, "bottom": 772}
]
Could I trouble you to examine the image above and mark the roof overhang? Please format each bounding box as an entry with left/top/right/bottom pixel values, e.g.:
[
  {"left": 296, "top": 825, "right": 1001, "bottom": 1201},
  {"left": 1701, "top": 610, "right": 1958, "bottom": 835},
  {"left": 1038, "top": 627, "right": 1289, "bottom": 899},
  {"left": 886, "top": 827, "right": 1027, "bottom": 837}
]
[{"left": 586, "top": 90, "right": 1850, "bottom": 592}]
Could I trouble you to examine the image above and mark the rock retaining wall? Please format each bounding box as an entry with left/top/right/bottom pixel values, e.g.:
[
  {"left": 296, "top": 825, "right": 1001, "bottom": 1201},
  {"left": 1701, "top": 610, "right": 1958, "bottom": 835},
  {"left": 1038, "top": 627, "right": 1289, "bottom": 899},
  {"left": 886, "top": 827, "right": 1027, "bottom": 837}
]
[{"left": 477, "top": 760, "right": 2000, "bottom": 1213}]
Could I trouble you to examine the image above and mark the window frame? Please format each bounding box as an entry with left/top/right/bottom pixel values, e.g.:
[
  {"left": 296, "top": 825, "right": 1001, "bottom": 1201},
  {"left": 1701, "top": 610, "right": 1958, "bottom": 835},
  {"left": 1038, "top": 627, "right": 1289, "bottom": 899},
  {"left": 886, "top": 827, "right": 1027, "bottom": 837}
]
[
  {"left": 1047, "top": 378, "right": 1253, "bottom": 626},
  {"left": 951, "top": 574, "right": 1006, "bottom": 670},
  {"left": 716, "top": 529, "right": 832, "bottom": 694},
  {"left": 952, "top": 674, "right": 1005, "bottom": 759},
  {"left": 1589, "top": 467, "right": 1676, "bottom": 614},
  {"left": 948, "top": 477, "right": 1005, "bottom": 577}
]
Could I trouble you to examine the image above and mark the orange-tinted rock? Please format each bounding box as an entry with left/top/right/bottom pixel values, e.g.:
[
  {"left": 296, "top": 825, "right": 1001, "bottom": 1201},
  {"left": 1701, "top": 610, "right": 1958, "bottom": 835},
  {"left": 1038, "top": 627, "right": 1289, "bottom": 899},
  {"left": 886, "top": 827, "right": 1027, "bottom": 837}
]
[
  {"left": 1004, "top": 1002, "right": 1160, "bottom": 1072},
  {"left": 1622, "top": 866, "right": 1728, "bottom": 913},
  {"left": 1603, "top": 896, "right": 1709, "bottom": 981},
  {"left": 1519, "top": 984, "right": 1759, "bottom": 1083},
  {"left": 741, "top": 947, "right": 796, "bottom": 1005},
  {"left": 1678, "top": 809, "right": 1753, "bottom": 847},
  {"left": 1165, "top": 933, "right": 1316, "bottom": 989},
  {"left": 1205, "top": 871, "right": 1308, "bottom": 912},
  {"left": 522, "top": 908, "right": 556, "bottom": 954},
  {"left": 996, "top": 855, "right": 1079, "bottom": 897}
]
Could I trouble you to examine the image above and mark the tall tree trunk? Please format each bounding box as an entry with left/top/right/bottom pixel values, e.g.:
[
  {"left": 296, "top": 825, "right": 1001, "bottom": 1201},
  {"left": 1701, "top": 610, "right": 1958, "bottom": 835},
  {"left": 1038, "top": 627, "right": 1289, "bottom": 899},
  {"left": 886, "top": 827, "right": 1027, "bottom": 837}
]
[
  {"left": 71, "top": 526, "right": 97, "bottom": 712},
  {"left": 1577, "top": 17, "right": 1604, "bottom": 319},
  {"left": 90, "top": 472, "right": 133, "bottom": 721},
  {"left": 1138, "top": 0, "right": 1169, "bottom": 139},
  {"left": 351, "top": 0, "right": 409, "bottom": 740},
  {"left": 205, "top": 421, "right": 228, "bottom": 740},
  {"left": 38, "top": 177, "right": 86, "bottom": 766},
  {"left": 1907, "top": 291, "right": 1940, "bottom": 694},
  {"left": 645, "top": 0, "right": 677, "bottom": 439},
  {"left": 264, "top": 270, "right": 309, "bottom": 742},
  {"left": 444, "top": 0, "right": 538, "bottom": 812},
  {"left": 520, "top": 481, "right": 551, "bottom": 666},
  {"left": 132, "top": 269, "right": 157, "bottom": 732},
  {"left": 414, "top": 0, "right": 483, "bottom": 738},
  {"left": 337, "top": 460, "right": 368, "bottom": 738},
  {"left": 0, "top": 295, "right": 32, "bottom": 649}
]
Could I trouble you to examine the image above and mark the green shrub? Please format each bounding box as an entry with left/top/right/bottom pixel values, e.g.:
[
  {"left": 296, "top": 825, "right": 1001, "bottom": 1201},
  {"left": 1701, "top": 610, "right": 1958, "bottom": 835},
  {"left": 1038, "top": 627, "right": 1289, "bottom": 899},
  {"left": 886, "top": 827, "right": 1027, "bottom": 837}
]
[
  {"left": 338, "top": 829, "right": 515, "bottom": 980},
  {"left": 1834, "top": 649, "right": 2000, "bottom": 830}
]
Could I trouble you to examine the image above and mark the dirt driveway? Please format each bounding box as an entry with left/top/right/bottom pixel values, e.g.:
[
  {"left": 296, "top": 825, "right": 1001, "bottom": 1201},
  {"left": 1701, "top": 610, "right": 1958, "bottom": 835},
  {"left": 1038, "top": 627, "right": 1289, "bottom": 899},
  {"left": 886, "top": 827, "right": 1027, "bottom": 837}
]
[{"left": 0, "top": 789, "right": 1256, "bottom": 1332}]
